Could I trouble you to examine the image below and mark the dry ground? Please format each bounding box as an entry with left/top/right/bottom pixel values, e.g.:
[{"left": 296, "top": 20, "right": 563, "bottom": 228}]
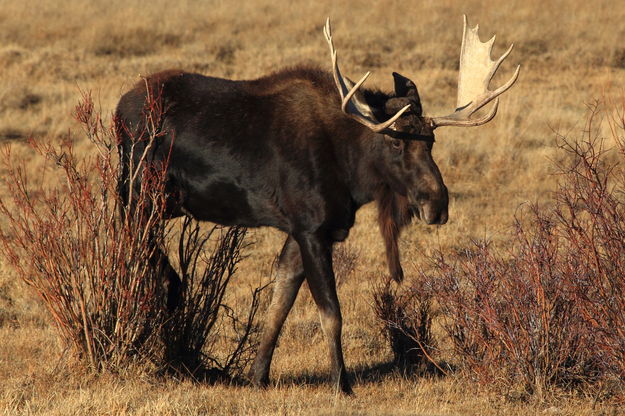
[{"left": 1, "top": 0, "right": 624, "bottom": 414}]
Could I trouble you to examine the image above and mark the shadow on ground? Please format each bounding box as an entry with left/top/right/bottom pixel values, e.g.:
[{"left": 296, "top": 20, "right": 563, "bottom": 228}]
[{"left": 263, "top": 359, "right": 453, "bottom": 390}]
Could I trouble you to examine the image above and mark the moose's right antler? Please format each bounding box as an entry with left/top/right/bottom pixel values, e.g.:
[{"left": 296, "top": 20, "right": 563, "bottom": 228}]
[
  {"left": 323, "top": 18, "right": 410, "bottom": 133},
  {"left": 428, "top": 15, "right": 520, "bottom": 128}
]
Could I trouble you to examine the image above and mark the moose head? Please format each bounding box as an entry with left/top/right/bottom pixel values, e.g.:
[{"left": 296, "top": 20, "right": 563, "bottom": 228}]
[{"left": 323, "top": 17, "right": 520, "bottom": 281}]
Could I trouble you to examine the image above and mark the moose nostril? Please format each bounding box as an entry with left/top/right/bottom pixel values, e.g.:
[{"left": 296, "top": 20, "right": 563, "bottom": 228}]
[
  {"left": 422, "top": 203, "right": 448, "bottom": 225},
  {"left": 431, "top": 211, "right": 443, "bottom": 225},
  {"left": 438, "top": 209, "right": 449, "bottom": 225}
]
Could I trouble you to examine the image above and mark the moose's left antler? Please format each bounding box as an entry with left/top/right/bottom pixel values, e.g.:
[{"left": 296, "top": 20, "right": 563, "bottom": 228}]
[{"left": 428, "top": 15, "right": 520, "bottom": 128}]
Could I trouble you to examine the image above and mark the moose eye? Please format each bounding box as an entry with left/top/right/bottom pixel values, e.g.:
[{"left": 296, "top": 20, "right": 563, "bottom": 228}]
[{"left": 391, "top": 139, "right": 403, "bottom": 151}]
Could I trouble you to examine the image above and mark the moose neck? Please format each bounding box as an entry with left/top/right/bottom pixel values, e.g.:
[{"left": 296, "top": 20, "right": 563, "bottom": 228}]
[
  {"left": 330, "top": 124, "right": 411, "bottom": 283},
  {"left": 330, "top": 125, "right": 391, "bottom": 209}
]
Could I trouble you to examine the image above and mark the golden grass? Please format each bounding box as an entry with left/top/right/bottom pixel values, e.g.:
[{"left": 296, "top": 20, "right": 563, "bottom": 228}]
[{"left": 1, "top": 0, "right": 625, "bottom": 414}]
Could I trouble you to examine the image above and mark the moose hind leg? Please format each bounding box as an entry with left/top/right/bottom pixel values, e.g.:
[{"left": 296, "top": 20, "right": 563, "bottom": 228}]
[
  {"left": 147, "top": 244, "right": 182, "bottom": 312},
  {"left": 160, "top": 249, "right": 182, "bottom": 312},
  {"left": 249, "top": 235, "right": 305, "bottom": 387},
  {"left": 296, "top": 232, "right": 352, "bottom": 395}
]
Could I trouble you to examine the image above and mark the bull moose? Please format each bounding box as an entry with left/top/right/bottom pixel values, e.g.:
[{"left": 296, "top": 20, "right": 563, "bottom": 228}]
[{"left": 115, "top": 17, "right": 519, "bottom": 394}]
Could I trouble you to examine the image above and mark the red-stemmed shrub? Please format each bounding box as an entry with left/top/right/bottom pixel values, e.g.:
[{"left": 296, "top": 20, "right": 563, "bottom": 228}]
[
  {"left": 379, "top": 102, "right": 625, "bottom": 401},
  {"left": 373, "top": 280, "right": 437, "bottom": 374},
  {"left": 427, "top": 105, "right": 624, "bottom": 398},
  {"left": 0, "top": 90, "right": 263, "bottom": 379}
]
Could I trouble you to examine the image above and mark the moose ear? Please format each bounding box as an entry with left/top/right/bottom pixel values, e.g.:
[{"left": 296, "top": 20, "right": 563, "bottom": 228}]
[{"left": 392, "top": 72, "right": 420, "bottom": 100}]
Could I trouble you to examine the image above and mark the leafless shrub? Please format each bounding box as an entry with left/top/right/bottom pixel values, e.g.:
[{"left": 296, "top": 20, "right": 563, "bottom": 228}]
[
  {"left": 419, "top": 103, "right": 625, "bottom": 400},
  {"left": 164, "top": 219, "right": 265, "bottom": 381},
  {"left": 553, "top": 107, "right": 625, "bottom": 386},
  {"left": 0, "top": 92, "right": 168, "bottom": 369},
  {"left": 0, "top": 90, "right": 263, "bottom": 380},
  {"left": 373, "top": 281, "right": 437, "bottom": 374},
  {"left": 427, "top": 231, "right": 596, "bottom": 399}
]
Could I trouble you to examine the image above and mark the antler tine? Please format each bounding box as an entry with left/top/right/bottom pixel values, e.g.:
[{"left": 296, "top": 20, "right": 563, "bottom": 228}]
[
  {"left": 433, "top": 98, "right": 499, "bottom": 128},
  {"left": 432, "top": 65, "right": 519, "bottom": 127},
  {"left": 492, "top": 43, "right": 515, "bottom": 77},
  {"left": 324, "top": 18, "right": 339, "bottom": 88},
  {"left": 324, "top": 18, "right": 410, "bottom": 133},
  {"left": 341, "top": 71, "right": 370, "bottom": 113},
  {"left": 429, "top": 15, "right": 520, "bottom": 129}
]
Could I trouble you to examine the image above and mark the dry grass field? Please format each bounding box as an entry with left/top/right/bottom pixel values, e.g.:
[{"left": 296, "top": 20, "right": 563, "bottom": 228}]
[{"left": 1, "top": 0, "right": 624, "bottom": 414}]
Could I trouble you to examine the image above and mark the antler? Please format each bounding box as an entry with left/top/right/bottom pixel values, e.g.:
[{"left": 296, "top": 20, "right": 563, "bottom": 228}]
[
  {"left": 429, "top": 15, "right": 520, "bottom": 128},
  {"left": 323, "top": 18, "right": 410, "bottom": 133}
]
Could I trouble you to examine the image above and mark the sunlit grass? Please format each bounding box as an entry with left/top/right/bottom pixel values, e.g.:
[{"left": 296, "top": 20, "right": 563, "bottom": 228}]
[{"left": 1, "top": 0, "right": 624, "bottom": 414}]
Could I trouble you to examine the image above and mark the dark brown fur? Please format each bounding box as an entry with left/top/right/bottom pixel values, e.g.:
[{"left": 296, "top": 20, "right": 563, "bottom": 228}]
[{"left": 376, "top": 188, "right": 413, "bottom": 283}]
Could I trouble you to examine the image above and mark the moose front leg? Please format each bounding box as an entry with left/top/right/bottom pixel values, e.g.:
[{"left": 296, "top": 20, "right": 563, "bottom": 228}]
[
  {"left": 249, "top": 235, "right": 305, "bottom": 387},
  {"left": 296, "top": 231, "right": 352, "bottom": 395}
]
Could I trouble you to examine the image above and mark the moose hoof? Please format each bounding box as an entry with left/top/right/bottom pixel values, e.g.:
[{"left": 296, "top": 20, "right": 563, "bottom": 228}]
[
  {"left": 336, "top": 374, "right": 354, "bottom": 395},
  {"left": 340, "top": 384, "right": 354, "bottom": 396},
  {"left": 247, "top": 369, "right": 270, "bottom": 388}
]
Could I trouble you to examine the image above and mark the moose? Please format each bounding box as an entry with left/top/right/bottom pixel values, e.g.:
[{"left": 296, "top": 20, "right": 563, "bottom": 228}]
[{"left": 115, "top": 17, "right": 519, "bottom": 394}]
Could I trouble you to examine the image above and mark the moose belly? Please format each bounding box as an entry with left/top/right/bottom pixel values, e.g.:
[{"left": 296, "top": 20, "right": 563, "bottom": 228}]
[{"left": 181, "top": 180, "right": 286, "bottom": 229}]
